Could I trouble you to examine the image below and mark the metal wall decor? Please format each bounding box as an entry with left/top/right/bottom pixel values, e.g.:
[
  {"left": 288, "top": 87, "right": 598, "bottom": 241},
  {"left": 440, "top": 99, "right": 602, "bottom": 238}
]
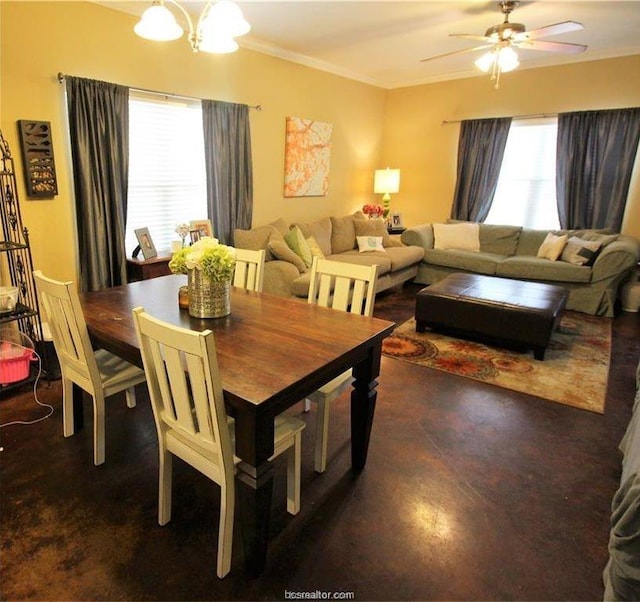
[{"left": 17, "top": 120, "right": 58, "bottom": 198}]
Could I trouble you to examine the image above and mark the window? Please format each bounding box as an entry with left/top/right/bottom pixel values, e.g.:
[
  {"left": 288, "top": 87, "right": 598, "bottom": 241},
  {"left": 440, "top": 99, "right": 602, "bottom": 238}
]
[
  {"left": 126, "top": 92, "right": 207, "bottom": 254},
  {"left": 485, "top": 118, "right": 560, "bottom": 230}
]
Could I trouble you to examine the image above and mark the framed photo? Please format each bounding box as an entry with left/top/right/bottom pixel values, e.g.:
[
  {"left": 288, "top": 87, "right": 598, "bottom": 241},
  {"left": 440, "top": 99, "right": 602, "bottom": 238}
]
[
  {"left": 190, "top": 219, "right": 213, "bottom": 238},
  {"left": 391, "top": 212, "right": 404, "bottom": 228},
  {"left": 189, "top": 229, "right": 201, "bottom": 245},
  {"left": 134, "top": 227, "right": 158, "bottom": 260}
]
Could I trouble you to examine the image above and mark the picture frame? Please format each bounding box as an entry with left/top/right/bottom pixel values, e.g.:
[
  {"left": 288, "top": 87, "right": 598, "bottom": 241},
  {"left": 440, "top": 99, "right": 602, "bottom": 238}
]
[
  {"left": 134, "top": 227, "right": 158, "bottom": 260},
  {"left": 391, "top": 212, "right": 404, "bottom": 228},
  {"left": 190, "top": 219, "right": 213, "bottom": 239},
  {"left": 189, "top": 229, "right": 201, "bottom": 245}
]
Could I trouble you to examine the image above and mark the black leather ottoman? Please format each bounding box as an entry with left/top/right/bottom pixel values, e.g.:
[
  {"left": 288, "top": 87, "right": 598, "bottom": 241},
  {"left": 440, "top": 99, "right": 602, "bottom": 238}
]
[{"left": 415, "top": 274, "right": 568, "bottom": 360}]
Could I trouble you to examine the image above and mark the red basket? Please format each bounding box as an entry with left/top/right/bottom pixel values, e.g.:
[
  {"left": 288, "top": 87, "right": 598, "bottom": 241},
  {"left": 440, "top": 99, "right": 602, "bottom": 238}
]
[{"left": 0, "top": 342, "right": 36, "bottom": 384}]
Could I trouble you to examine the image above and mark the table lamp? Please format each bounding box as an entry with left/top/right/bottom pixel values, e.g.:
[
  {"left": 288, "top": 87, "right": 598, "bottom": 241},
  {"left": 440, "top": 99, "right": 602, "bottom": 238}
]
[{"left": 373, "top": 168, "right": 400, "bottom": 220}]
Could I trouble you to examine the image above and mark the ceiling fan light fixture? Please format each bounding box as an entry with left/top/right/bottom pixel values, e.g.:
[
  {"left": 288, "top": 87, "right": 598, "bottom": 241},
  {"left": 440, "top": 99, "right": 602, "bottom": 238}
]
[
  {"left": 497, "top": 46, "right": 519, "bottom": 72},
  {"left": 475, "top": 50, "right": 496, "bottom": 73}
]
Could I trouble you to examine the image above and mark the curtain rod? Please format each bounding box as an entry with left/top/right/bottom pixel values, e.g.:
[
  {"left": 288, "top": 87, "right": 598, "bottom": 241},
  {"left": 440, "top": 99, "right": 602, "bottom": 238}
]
[
  {"left": 57, "top": 72, "right": 262, "bottom": 111},
  {"left": 442, "top": 112, "right": 556, "bottom": 124}
]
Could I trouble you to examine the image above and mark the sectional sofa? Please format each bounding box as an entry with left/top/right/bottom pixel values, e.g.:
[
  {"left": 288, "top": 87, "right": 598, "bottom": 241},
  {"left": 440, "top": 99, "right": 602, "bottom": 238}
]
[
  {"left": 233, "top": 212, "right": 424, "bottom": 299},
  {"left": 401, "top": 221, "right": 640, "bottom": 317}
]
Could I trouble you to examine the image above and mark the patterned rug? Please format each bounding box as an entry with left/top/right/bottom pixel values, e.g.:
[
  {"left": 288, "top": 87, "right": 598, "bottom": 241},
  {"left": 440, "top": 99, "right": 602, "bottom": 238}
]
[{"left": 382, "top": 311, "right": 611, "bottom": 414}]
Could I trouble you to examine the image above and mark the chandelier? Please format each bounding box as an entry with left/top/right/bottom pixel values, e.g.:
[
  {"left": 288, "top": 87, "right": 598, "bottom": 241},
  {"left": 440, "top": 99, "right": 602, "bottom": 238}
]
[{"left": 134, "top": 0, "right": 250, "bottom": 54}]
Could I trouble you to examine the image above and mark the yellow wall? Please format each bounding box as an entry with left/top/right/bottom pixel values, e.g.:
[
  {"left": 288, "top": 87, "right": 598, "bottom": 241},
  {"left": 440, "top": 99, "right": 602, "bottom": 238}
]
[
  {"left": 383, "top": 55, "right": 640, "bottom": 237},
  {"left": 0, "top": 1, "right": 386, "bottom": 283},
  {"left": 2, "top": 1, "right": 639, "bottom": 289}
]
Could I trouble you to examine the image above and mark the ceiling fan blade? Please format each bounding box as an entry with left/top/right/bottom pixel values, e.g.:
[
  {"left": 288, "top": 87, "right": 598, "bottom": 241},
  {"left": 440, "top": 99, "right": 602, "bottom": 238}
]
[
  {"left": 516, "top": 39, "right": 587, "bottom": 54},
  {"left": 514, "top": 21, "right": 584, "bottom": 41},
  {"left": 450, "top": 33, "right": 492, "bottom": 43},
  {"left": 420, "top": 45, "right": 493, "bottom": 63}
]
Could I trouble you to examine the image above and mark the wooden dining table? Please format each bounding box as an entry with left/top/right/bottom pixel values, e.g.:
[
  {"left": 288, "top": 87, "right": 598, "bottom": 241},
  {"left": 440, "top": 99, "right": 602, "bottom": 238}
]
[{"left": 78, "top": 274, "right": 395, "bottom": 575}]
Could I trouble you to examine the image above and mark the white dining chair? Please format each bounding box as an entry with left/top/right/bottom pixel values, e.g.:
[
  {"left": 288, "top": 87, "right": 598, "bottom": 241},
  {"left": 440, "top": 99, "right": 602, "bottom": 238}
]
[
  {"left": 131, "top": 306, "right": 305, "bottom": 578},
  {"left": 33, "top": 271, "right": 146, "bottom": 466},
  {"left": 233, "top": 248, "right": 266, "bottom": 292},
  {"left": 305, "top": 256, "right": 379, "bottom": 473}
]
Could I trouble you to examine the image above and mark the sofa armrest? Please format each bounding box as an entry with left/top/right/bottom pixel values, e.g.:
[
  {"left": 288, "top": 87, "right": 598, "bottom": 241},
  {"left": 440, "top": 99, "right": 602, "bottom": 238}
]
[
  {"left": 591, "top": 235, "right": 640, "bottom": 284},
  {"left": 401, "top": 224, "right": 434, "bottom": 250},
  {"left": 262, "top": 260, "right": 302, "bottom": 298}
]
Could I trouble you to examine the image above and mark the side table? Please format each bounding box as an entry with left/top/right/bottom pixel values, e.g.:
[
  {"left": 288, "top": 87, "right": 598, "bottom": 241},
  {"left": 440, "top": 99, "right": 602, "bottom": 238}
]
[{"left": 127, "top": 253, "right": 172, "bottom": 282}]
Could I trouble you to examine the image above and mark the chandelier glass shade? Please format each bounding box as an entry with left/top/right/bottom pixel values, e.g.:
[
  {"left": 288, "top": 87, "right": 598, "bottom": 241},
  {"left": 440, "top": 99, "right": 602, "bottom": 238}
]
[{"left": 134, "top": 0, "right": 250, "bottom": 54}]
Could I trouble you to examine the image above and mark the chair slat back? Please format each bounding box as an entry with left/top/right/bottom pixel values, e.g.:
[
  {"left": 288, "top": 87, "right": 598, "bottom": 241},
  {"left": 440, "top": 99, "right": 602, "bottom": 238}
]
[
  {"left": 33, "top": 271, "right": 101, "bottom": 385},
  {"left": 233, "top": 248, "right": 266, "bottom": 292},
  {"left": 307, "top": 257, "right": 379, "bottom": 317},
  {"left": 132, "top": 307, "right": 234, "bottom": 474}
]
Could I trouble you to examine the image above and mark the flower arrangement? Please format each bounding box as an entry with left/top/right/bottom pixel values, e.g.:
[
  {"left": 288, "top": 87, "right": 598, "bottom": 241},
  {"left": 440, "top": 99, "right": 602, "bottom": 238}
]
[
  {"left": 362, "top": 203, "right": 384, "bottom": 218},
  {"left": 169, "top": 237, "right": 236, "bottom": 283},
  {"left": 175, "top": 223, "right": 191, "bottom": 247}
]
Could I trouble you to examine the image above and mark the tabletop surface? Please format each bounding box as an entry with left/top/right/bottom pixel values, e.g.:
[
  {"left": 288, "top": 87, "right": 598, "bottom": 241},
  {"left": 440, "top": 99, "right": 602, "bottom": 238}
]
[{"left": 80, "top": 275, "right": 395, "bottom": 414}]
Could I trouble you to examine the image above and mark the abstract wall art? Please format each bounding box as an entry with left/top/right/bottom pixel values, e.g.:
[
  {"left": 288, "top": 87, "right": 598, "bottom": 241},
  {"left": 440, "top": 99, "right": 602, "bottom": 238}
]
[{"left": 283, "top": 116, "right": 333, "bottom": 197}]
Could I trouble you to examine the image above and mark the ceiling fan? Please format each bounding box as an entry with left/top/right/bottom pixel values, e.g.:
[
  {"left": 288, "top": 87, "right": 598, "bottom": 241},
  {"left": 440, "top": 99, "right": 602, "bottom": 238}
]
[{"left": 421, "top": 1, "right": 587, "bottom": 88}]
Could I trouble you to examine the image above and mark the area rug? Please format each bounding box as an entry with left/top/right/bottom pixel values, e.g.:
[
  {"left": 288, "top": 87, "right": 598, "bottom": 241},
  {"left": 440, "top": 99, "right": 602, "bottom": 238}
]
[{"left": 382, "top": 311, "right": 611, "bottom": 414}]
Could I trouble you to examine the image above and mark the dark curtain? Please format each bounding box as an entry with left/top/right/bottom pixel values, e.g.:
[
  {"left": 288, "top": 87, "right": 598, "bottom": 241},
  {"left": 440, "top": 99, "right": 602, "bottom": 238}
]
[
  {"left": 556, "top": 108, "right": 640, "bottom": 231},
  {"left": 450, "top": 117, "right": 512, "bottom": 222},
  {"left": 65, "top": 76, "right": 129, "bottom": 291},
  {"left": 202, "top": 100, "right": 253, "bottom": 245}
]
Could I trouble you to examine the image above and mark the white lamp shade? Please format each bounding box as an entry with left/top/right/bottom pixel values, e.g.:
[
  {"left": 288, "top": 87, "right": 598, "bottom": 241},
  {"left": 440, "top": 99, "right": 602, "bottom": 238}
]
[
  {"left": 475, "top": 50, "right": 495, "bottom": 73},
  {"left": 201, "top": 0, "right": 250, "bottom": 39},
  {"left": 198, "top": 33, "right": 239, "bottom": 54},
  {"left": 374, "top": 168, "right": 401, "bottom": 195},
  {"left": 497, "top": 46, "right": 519, "bottom": 72},
  {"left": 134, "top": 3, "right": 183, "bottom": 41}
]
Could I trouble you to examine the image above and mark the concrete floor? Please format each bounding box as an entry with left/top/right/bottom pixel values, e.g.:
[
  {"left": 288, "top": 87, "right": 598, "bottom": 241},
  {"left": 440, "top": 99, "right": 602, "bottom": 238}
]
[{"left": 1, "top": 283, "right": 638, "bottom": 601}]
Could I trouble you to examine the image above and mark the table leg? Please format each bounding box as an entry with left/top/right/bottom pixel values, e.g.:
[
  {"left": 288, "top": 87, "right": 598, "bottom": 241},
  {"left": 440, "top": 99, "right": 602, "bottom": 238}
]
[
  {"left": 351, "top": 341, "right": 382, "bottom": 471},
  {"left": 233, "top": 411, "right": 276, "bottom": 576}
]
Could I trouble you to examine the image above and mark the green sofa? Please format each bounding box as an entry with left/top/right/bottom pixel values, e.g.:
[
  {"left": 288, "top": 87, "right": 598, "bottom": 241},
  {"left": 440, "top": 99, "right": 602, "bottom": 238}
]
[
  {"left": 234, "top": 213, "right": 424, "bottom": 299},
  {"left": 401, "top": 222, "right": 640, "bottom": 317}
]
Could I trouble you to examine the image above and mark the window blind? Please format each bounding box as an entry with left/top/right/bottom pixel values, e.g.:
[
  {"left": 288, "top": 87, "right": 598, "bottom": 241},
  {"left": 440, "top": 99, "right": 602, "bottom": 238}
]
[{"left": 126, "top": 92, "right": 208, "bottom": 255}]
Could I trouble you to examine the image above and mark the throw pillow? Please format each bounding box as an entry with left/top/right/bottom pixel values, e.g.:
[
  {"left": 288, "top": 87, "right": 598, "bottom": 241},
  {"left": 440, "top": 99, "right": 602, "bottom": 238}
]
[
  {"left": 560, "top": 236, "right": 602, "bottom": 266},
  {"left": 356, "top": 236, "right": 384, "bottom": 252},
  {"left": 353, "top": 217, "right": 393, "bottom": 247},
  {"left": 433, "top": 222, "right": 480, "bottom": 251},
  {"left": 268, "top": 239, "right": 307, "bottom": 272},
  {"left": 579, "top": 231, "right": 619, "bottom": 248},
  {"left": 537, "top": 232, "right": 569, "bottom": 261},
  {"left": 306, "top": 235, "right": 325, "bottom": 259},
  {"left": 330, "top": 214, "right": 358, "bottom": 254},
  {"left": 284, "top": 226, "right": 313, "bottom": 268}
]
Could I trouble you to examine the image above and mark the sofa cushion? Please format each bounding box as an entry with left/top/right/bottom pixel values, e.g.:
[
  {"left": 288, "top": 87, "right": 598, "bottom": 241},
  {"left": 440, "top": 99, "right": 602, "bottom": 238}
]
[
  {"left": 293, "top": 217, "right": 332, "bottom": 256},
  {"left": 331, "top": 214, "right": 358, "bottom": 253},
  {"left": 306, "top": 235, "right": 326, "bottom": 259},
  {"left": 422, "top": 248, "right": 501, "bottom": 275},
  {"left": 433, "top": 222, "right": 480, "bottom": 251},
  {"left": 285, "top": 226, "right": 313, "bottom": 268},
  {"left": 353, "top": 216, "right": 393, "bottom": 247},
  {"left": 234, "top": 225, "right": 278, "bottom": 259},
  {"left": 268, "top": 239, "right": 307, "bottom": 272},
  {"left": 479, "top": 224, "right": 522, "bottom": 255},
  {"left": 579, "top": 231, "right": 620, "bottom": 248},
  {"left": 382, "top": 245, "right": 425, "bottom": 271},
  {"left": 326, "top": 251, "right": 392, "bottom": 275},
  {"left": 561, "top": 236, "right": 602, "bottom": 266},
  {"left": 497, "top": 256, "right": 591, "bottom": 283},
  {"left": 537, "top": 232, "right": 569, "bottom": 261}
]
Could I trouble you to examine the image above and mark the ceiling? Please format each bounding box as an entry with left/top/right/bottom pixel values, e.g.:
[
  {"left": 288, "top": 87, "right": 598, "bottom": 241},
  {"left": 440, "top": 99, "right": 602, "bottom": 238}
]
[{"left": 100, "top": 1, "right": 640, "bottom": 89}]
